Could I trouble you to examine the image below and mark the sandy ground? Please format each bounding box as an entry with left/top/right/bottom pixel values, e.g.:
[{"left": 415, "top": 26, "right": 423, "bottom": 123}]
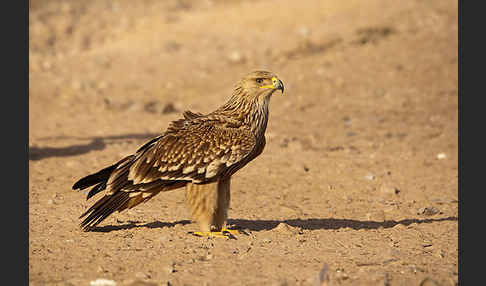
[{"left": 29, "top": 0, "right": 458, "bottom": 285}]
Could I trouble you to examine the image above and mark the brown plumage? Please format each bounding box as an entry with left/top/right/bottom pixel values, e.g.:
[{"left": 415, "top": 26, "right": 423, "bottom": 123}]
[{"left": 73, "top": 70, "right": 284, "bottom": 232}]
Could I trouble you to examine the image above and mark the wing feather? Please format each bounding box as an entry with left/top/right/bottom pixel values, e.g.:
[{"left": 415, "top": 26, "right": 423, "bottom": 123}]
[{"left": 129, "top": 116, "right": 256, "bottom": 184}]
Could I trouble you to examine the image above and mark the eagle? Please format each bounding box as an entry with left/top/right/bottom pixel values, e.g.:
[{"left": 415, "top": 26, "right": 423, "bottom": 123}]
[{"left": 72, "top": 70, "right": 284, "bottom": 238}]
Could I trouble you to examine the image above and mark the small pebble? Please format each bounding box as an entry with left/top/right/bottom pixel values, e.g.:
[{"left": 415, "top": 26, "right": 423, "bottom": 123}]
[
  {"left": 435, "top": 249, "right": 445, "bottom": 258},
  {"left": 126, "top": 280, "right": 158, "bottom": 286},
  {"left": 165, "top": 264, "right": 175, "bottom": 274},
  {"left": 392, "top": 223, "right": 406, "bottom": 230},
  {"left": 380, "top": 184, "right": 400, "bottom": 195},
  {"left": 437, "top": 153, "right": 447, "bottom": 160},
  {"left": 417, "top": 206, "right": 440, "bottom": 216},
  {"left": 203, "top": 254, "right": 213, "bottom": 261},
  {"left": 343, "top": 116, "right": 352, "bottom": 126},
  {"left": 335, "top": 269, "right": 349, "bottom": 280},
  {"left": 274, "top": 222, "right": 299, "bottom": 234},
  {"left": 298, "top": 26, "right": 310, "bottom": 38},
  {"left": 165, "top": 41, "right": 181, "bottom": 52},
  {"left": 228, "top": 51, "right": 246, "bottom": 64},
  {"left": 365, "top": 210, "right": 386, "bottom": 222},
  {"left": 90, "top": 279, "right": 117, "bottom": 286},
  {"left": 364, "top": 174, "right": 375, "bottom": 181},
  {"left": 135, "top": 272, "right": 150, "bottom": 279},
  {"left": 162, "top": 103, "right": 178, "bottom": 114},
  {"left": 42, "top": 60, "right": 52, "bottom": 70},
  {"left": 144, "top": 101, "right": 161, "bottom": 113},
  {"left": 65, "top": 161, "right": 76, "bottom": 167},
  {"left": 420, "top": 277, "right": 440, "bottom": 286}
]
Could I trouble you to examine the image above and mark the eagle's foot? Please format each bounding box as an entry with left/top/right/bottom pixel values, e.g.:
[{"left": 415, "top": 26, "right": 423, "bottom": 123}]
[
  {"left": 190, "top": 231, "right": 237, "bottom": 239},
  {"left": 221, "top": 228, "right": 241, "bottom": 236}
]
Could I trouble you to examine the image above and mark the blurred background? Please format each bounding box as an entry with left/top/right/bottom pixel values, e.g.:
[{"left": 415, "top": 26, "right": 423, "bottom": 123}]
[{"left": 29, "top": 0, "right": 458, "bottom": 139}]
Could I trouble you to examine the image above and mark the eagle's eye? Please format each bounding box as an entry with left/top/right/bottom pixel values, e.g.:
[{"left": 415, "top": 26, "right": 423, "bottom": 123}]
[{"left": 256, "top": 78, "right": 263, "bottom": 84}]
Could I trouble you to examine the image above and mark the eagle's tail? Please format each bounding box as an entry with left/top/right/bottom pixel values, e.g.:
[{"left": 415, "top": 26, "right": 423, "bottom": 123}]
[
  {"left": 73, "top": 154, "right": 186, "bottom": 231},
  {"left": 78, "top": 180, "right": 186, "bottom": 231},
  {"left": 72, "top": 155, "right": 134, "bottom": 200},
  {"left": 79, "top": 191, "right": 131, "bottom": 231},
  {"left": 72, "top": 155, "right": 134, "bottom": 231}
]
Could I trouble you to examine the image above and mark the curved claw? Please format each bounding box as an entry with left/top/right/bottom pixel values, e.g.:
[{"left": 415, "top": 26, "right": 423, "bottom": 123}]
[{"left": 190, "top": 231, "right": 237, "bottom": 240}]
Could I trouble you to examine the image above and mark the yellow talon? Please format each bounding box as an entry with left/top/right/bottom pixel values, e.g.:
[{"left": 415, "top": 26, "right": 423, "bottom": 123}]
[
  {"left": 221, "top": 228, "right": 241, "bottom": 236},
  {"left": 190, "top": 231, "right": 237, "bottom": 239}
]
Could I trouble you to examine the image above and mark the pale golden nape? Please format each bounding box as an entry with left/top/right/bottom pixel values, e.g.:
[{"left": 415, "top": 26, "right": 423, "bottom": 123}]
[{"left": 72, "top": 70, "right": 284, "bottom": 238}]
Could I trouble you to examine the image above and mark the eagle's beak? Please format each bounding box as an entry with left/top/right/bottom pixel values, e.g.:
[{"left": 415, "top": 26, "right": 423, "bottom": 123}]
[
  {"left": 272, "top": 77, "right": 284, "bottom": 94},
  {"left": 260, "top": 76, "right": 284, "bottom": 94}
]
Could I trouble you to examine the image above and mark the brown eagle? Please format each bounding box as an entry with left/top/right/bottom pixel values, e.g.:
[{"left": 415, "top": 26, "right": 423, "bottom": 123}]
[{"left": 72, "top": 70, "right": 284, "bottom": 237}]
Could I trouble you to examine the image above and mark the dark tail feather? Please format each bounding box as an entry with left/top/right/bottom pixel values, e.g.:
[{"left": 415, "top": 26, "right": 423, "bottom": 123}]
[
  {"left": 72, "top": 156, "right": 134, "bottom": 199},
  {"left": 72, "top": 164, "right": 116, "bottom": 190},
  {"left": 86, "top": 182, "right": 107, "bottom": 200},
  {"left": 79, "top": 192, "right": 131, "bottom": 231}
]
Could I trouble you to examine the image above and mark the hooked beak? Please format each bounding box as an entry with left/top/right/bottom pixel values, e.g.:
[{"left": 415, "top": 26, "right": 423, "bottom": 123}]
[
  {"left": 260, "top": 77, "right": 284, "bottom": 94},
  {"left": 274, "top": 78, "right": 284, "bottom": 94},
  {"left": 259, "top": 76, "right": 284, "bottom": 94}
]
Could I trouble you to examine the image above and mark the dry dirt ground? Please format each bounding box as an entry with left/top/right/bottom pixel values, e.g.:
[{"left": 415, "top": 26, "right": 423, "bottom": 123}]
[{"left": 29, "top": 0, "right": 458, "bottom": 285}]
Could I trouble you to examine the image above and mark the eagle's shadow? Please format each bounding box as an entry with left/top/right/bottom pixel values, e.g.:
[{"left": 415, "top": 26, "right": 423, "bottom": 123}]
[
  {"left": 228, "top": 216, "right": 457, "bottom": 231},
  {"left": 29, "top": 133, "right": 159, "bottom": 161},
  {"left": 89, "top": 216, "right": 457, "bottom": 233}
]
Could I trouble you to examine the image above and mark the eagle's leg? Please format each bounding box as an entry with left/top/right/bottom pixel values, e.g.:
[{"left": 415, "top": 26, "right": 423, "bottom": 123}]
[
  {"left": 186, "top": 177, "right": 238, "bottom": 238},
  {"left": 215, "top": 177, "right": 240, "bottom": 236}
]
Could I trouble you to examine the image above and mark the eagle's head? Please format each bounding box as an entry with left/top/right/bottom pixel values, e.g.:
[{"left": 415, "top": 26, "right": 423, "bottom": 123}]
[
  {"left": 238, "top": 70, "right": 285, "bottom": 99},
  {"left": 211, "top": 70, "right": 283, "bottom": 136}
]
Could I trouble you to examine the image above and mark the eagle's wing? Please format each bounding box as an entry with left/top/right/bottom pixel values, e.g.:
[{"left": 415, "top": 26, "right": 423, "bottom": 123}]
[{"left": 126, "top": 114, "right": 257, "bottom": 187}]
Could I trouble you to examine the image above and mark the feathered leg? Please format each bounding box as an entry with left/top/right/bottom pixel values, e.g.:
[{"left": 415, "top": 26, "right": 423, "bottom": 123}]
[
  {"left": 186, "top": 177, "right": 236, "bottom": 238},
  {"left": 215, "top": 178, "right": 240, "bottom": 237},
  {"left": 214, "top": 177, "right": 230, "bottom": 230}
]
